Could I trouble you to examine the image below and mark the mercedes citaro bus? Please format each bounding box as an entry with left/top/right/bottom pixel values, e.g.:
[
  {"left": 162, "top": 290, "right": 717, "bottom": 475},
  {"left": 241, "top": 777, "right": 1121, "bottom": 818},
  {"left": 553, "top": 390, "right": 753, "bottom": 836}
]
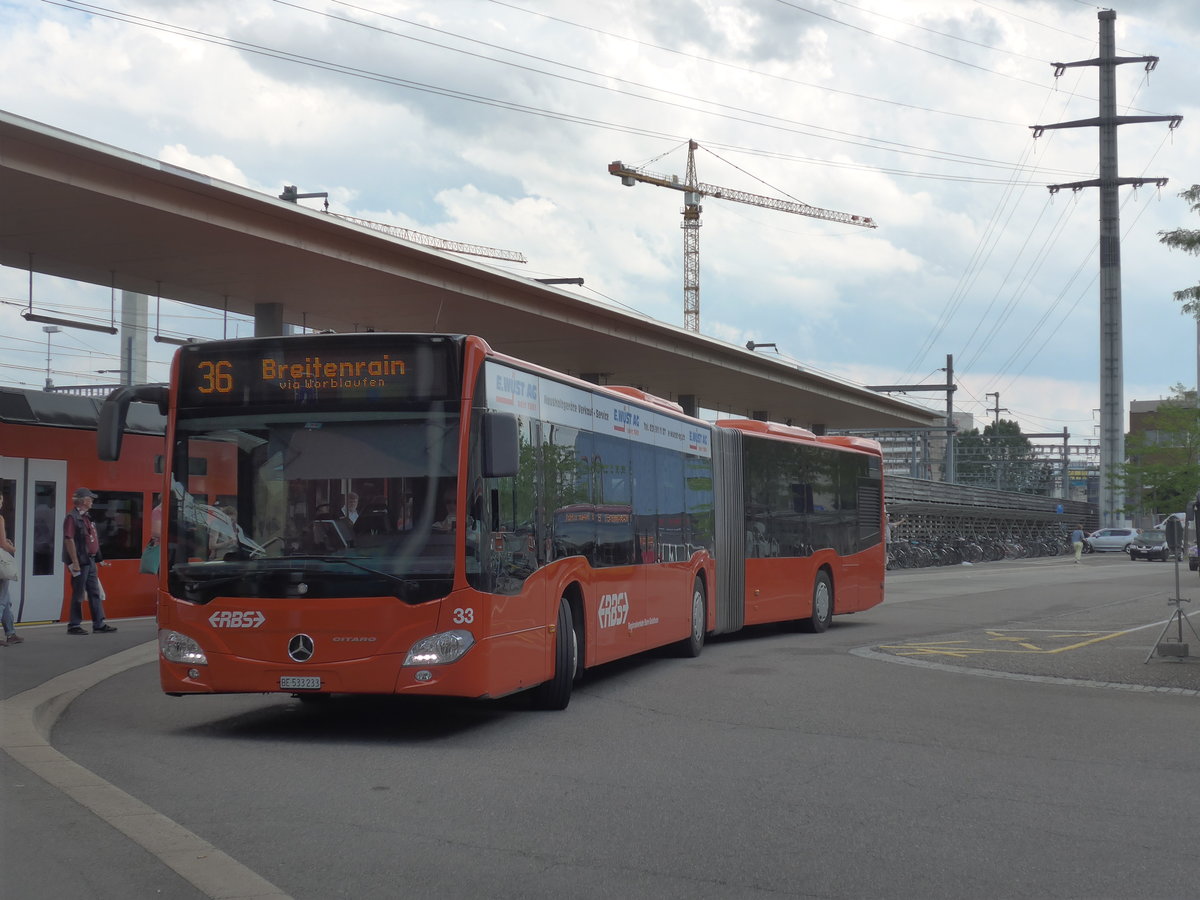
[{"left": 99, "top": 333, "right": 885, "bottom": 709}]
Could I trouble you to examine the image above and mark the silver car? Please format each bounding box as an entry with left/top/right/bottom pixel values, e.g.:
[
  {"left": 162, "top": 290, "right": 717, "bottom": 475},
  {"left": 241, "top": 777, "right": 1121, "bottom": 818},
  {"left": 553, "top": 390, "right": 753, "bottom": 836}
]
[{"left": 1085, "top": 527, "right": 1138, "bottom": 553}]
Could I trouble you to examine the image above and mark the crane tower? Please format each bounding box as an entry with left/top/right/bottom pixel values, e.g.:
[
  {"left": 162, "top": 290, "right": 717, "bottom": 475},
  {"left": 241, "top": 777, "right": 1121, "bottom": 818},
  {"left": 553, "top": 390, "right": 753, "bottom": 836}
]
[{"left": 608, "top": 140, "right": 876, "bottom": 332}]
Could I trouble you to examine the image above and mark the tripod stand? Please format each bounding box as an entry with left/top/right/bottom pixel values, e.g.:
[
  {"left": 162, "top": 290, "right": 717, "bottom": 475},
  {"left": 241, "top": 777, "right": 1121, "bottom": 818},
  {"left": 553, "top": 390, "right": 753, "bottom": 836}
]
[
  {"left": 1144, "top": 550, "right": 1200, "bottom": 663},
  {"left": 1146, "top": 517, "right": 1200, "bottom": 663},
  {"left": 1145, "top": 597, "right": 1200, "bottom": 662}
]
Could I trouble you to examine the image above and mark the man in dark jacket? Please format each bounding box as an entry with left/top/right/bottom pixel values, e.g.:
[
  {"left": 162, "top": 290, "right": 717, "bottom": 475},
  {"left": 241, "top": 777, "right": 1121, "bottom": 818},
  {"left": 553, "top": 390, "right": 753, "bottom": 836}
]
[{"left": 63, "top": 487, "right": 117, "bottom": 635}]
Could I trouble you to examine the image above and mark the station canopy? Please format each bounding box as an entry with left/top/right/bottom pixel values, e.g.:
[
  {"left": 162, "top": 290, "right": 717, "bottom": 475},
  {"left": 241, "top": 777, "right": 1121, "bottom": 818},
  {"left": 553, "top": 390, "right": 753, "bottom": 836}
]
[{"left": 0, "top": 110, "right": 941, "bottom": 430}]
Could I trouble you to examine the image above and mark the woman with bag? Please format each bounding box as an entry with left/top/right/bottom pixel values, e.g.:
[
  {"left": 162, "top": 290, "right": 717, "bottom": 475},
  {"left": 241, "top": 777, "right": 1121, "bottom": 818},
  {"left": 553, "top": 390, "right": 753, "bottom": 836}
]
[{"left": 0, "top": 492, "right": 23, "bottom": 645}]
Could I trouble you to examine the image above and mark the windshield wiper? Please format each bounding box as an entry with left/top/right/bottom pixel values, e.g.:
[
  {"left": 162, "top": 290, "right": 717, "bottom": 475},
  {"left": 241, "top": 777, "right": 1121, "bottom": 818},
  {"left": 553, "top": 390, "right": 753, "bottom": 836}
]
[
  {"left": 178, "top": 550, "right": 461, "bottom": 605},
  {"left": 199, "top": 554, "right": 424, "bottom": 590},
  {"left": 173, "top": 570, "right": 248, "bottom": 590},
  {"left": 281, "top": 555, "right": 417, "bottom": 587}
]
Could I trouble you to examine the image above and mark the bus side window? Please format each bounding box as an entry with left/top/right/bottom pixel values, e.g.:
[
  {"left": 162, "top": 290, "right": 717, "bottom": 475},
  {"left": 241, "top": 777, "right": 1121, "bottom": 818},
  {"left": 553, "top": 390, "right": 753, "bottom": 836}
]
[{"left": 469, "top": 411, "right": 537, "bottom": 594}]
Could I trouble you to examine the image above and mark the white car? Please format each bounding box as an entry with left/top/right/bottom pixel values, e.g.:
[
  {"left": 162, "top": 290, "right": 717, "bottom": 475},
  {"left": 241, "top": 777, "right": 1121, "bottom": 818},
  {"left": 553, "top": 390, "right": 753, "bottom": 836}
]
[
  {"left": 1085, "top": 527, "right": 1138, "bottom": 553},
  {"left": 1155, "top": 513, "right": 1187, "bottom": 531}
]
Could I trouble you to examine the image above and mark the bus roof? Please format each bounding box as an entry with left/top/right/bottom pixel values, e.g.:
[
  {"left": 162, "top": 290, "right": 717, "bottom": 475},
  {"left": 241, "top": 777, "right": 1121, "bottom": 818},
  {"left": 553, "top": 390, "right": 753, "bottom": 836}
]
[
  {"left": 606, "top": 385, "right": 685, "bottom": 414},
  {"left": 714, "top": 419, "right": 819, "bottom": 442},
  {"left": 715, "top": 418, "right": 882, "bottom": 454}
]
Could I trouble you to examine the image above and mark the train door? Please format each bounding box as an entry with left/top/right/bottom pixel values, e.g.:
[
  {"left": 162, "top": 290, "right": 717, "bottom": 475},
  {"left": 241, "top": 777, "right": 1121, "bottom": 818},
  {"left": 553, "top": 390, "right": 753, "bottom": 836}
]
[{"left": 0, "top": 457, "right": 67, "bottom": 623}]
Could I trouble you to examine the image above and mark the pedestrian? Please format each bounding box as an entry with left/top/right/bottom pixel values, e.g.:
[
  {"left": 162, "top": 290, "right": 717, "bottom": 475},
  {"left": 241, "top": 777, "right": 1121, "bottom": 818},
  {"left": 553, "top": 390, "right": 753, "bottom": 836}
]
[
  {"left": 340, "top": 492, "right": 360, "bottom": 525},
  {"left": 208, "top": 505, "right": 239, "bottom": 559},
  {"left": 433, "top": 485, "right": 458, "bottom": 532},
  {"left": 1, "top": 492, "right": 23, "bottom": 645},
  {"left": 63, "top": 487, "right": 117, "bottom": 635},
  {"left": 1070, "top": 524, "right": 1085, "bottom": 563}
]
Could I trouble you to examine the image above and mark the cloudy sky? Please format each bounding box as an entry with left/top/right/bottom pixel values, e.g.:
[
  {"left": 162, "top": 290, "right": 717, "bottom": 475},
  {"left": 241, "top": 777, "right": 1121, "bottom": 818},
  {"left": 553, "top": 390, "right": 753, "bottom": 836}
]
[{"left": 1, "top": 0, "right": 1197, "bottom": 438}]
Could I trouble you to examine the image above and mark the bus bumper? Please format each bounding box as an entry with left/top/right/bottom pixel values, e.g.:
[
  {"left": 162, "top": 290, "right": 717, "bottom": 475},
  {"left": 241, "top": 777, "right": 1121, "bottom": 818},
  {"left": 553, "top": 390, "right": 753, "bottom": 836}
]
[{"left": 159, "top": 625, "right": 546, "bottom": 699}]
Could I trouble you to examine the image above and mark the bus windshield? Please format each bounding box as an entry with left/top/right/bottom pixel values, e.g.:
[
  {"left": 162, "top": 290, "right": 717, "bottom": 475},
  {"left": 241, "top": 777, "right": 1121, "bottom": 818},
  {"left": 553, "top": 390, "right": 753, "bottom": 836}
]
[{"left": 167, "top": 409, "right": 460, "bottom": 604}]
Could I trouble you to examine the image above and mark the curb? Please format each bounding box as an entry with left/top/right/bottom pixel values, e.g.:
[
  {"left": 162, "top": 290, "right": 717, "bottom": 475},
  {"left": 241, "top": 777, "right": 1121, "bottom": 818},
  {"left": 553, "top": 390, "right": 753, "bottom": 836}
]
[{"left": 0, "top": 640, "right": 293, "bottom": 900}]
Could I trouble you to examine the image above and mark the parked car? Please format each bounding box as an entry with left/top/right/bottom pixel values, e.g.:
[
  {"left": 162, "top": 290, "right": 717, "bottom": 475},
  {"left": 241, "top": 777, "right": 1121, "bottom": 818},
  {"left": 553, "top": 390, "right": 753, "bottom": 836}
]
[
  {"left": 1189, "top": 543, "right": 1198, "bottom": 572},
  {"left": 1129, "top": 529, "right": 1170, "bottom": 561},
  {"left": 1085, "top": 527, "right": 1138, "bottom": 553}
]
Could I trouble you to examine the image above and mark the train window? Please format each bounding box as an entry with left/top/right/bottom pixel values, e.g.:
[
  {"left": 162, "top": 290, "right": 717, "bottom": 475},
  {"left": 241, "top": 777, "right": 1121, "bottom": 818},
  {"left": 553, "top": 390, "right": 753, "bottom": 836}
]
[{"left": 33, "top": 481, "right": 57, "bottom": 576}]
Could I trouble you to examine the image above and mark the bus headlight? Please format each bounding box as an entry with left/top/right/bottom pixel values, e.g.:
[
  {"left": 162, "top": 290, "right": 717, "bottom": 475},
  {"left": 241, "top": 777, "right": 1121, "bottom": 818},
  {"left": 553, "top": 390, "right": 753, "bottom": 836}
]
[
  {"left": 404, "top": 630, "right": 475, "bottom": 666},
  {"left": 159, "top": 629, "right": 208, "bottom": 665}
]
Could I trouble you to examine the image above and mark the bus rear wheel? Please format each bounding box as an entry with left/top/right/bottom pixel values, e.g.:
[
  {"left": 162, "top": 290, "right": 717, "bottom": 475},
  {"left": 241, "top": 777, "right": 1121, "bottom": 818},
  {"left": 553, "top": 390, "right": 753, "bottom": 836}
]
[
  {"left": 675, "top": 577, "right": 706, "bottom": 658},
  {"left": 800, "top": 571, "right": 833, "bottom": 633},
  {"left": 531, "top": 598, "right": 578, "bottom": 711}
]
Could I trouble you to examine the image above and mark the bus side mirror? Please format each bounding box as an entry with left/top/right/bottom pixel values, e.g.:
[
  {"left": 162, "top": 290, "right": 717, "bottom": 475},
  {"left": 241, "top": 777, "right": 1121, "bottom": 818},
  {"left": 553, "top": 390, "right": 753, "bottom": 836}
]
[
  {"left": 98, "top": 384, "right": 169, "bottom": 461},
  {"left": 481, "top": 411, "right": 519, "bottom": 478}
]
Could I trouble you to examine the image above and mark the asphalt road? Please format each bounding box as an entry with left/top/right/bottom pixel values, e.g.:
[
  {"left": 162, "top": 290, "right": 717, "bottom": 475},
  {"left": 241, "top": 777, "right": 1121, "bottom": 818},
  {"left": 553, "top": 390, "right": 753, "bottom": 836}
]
[{"left": 3, "top": 553, "right": 1199, "bottom": 899}]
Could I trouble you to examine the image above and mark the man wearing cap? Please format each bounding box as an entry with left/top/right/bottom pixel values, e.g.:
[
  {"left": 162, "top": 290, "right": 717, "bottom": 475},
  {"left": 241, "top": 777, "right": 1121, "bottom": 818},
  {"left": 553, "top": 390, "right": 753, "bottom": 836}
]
[{"left": 63, "top": 488, "right": 117, "bottom": 635}]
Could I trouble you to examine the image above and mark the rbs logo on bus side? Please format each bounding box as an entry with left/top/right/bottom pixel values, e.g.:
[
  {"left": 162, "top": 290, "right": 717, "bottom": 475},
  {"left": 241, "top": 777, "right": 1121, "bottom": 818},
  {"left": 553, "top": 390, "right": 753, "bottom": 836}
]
[
  {"left": 209, "top": 610, "right": 266, "bottom": 629},
  {"left": 598, "top": 592, "right": 630, "bottom": 629}
]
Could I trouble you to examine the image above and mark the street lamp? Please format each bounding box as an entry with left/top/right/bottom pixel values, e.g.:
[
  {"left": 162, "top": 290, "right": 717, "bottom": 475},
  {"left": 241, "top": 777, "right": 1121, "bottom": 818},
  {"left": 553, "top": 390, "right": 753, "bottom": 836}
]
[
  {"left": 96, "top": 368, "right": 130, "bottom": 386},
  {"left": 42, "top": 325, "right": 61, "bottom": 391}
]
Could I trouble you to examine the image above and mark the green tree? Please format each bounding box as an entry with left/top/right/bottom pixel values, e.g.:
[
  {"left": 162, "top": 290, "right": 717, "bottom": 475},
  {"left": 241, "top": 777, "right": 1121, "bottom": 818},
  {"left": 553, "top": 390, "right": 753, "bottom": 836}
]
[
  {"left": 1158, "top": 184, "right": 1200, "bottom": 318},
  {"left": 1118, "top": 384, "right": 1200, "bottom": 519},
  {"left": 954, "top": 419, "right": 1057, "bottom": 494}
]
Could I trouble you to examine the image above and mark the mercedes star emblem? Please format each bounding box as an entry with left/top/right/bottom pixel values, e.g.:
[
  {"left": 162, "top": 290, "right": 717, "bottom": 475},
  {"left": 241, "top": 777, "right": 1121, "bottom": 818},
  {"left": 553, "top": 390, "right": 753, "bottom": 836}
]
[{"left": 288, "top": 633, "right": 315, "bottom": 662}]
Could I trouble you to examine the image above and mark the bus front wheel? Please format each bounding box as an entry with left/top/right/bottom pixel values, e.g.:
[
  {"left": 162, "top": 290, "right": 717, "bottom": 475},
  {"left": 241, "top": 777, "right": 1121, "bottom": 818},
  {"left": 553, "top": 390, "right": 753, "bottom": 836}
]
[
  {"left": 532, "top": 598, "right": 578, "bottom": 711},
  {"left": 801, "top": 572, "right": 833, "bottom": 633}
]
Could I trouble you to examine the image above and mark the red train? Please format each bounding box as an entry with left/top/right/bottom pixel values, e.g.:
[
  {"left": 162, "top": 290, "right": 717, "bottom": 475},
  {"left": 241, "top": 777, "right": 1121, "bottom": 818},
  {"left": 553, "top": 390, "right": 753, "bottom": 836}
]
[{"left": 0, "top": 385, "right": 168, "bottom": 623}]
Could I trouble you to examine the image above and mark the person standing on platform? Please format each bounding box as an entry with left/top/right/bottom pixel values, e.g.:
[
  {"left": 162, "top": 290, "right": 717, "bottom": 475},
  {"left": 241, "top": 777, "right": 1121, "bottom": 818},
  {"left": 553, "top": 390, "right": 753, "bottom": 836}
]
[
  {"left": 1, "top": 492, "right": 22, "bottom": 645},
  {"left": 340, "top": 492, "right": 360, "bottom": 525},
  {"left": 63, "top": 487, "right": 117, "bottom": 635}
]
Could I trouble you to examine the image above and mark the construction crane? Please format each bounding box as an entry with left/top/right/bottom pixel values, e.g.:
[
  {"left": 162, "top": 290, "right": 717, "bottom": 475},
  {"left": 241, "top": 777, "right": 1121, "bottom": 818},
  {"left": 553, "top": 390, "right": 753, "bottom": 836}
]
[{"left": 608, "top": 140, "right": 876, "bottom": 332}]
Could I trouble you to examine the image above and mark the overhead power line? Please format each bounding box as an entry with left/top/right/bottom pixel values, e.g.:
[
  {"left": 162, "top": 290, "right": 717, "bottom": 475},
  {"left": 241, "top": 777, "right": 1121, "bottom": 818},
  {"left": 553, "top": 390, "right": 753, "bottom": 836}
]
[
  {"left": 482, "top": 0, "right": 1031, "bottom": 126},
  {"left": 282, "top": 0, "right": 1088, "bottom": 178},
  {"left": 48, "top": 0, "right": 1093, "bottom": 186}
]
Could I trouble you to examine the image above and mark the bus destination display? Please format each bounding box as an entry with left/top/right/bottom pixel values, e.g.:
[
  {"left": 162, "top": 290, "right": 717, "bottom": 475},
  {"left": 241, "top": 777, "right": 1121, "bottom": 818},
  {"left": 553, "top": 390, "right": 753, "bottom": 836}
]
[{"left": 177, "top": 338, "right": 458, "bottom": 408}]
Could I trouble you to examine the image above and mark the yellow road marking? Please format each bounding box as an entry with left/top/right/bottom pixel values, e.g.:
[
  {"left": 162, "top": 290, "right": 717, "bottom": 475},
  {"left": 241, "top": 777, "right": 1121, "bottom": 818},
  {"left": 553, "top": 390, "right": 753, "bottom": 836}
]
[
  {"left": 880, "top": 628, "right": 1130, "bottom": 657},
  {"left": 986, "top": 631, "right": 1042, "bottom": 649}
]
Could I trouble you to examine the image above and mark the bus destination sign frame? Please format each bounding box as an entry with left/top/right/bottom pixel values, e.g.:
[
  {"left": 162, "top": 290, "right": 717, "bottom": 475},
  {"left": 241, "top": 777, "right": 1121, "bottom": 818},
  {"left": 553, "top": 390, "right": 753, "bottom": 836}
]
[{"left": 176, "top": 335, "right": 461, "bottom": 410}]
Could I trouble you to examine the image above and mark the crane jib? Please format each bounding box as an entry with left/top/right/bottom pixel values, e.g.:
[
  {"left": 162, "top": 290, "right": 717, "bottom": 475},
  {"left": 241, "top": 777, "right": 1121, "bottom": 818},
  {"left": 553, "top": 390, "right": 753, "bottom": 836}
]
[{"left": 607, "top": 144, "right": 877, "bottom": 332}]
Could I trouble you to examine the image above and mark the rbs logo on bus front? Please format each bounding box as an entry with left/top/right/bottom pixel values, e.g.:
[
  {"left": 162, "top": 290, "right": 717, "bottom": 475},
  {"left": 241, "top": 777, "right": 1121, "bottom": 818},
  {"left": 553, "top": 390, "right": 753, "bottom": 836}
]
[
  {"left": 598, "top": 592, "right": 630, "bottom": 629},
  {"left": 209, "top": 610, "right": 266, "bottom": 629}
]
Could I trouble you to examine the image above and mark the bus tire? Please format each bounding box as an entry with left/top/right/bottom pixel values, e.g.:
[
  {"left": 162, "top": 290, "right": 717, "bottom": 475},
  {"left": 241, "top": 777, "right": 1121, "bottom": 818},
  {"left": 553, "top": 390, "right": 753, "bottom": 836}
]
[
  {"left": 675, "top": 577, "right": 706, "bottom": 658},
  {"left": 532, "top": 598, "right": 577, "bottom": 711},
  {"left": 801, "top": 571, "right": 833, "bottom": 633}
]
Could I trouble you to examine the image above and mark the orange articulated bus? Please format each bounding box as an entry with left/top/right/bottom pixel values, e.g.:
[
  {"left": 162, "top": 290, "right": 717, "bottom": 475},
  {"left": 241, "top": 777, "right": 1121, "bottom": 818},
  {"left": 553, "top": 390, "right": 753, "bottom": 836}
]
[{"left": 99, "top": 333, "right": 884, "bottom": 710}]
